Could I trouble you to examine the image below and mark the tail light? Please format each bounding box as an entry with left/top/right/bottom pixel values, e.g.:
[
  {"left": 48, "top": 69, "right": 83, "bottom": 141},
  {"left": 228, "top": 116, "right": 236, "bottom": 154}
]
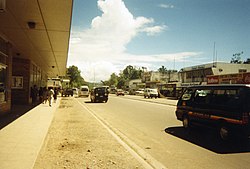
[{"left": 242, "top": 112, "right": 249, "bottom": 124}]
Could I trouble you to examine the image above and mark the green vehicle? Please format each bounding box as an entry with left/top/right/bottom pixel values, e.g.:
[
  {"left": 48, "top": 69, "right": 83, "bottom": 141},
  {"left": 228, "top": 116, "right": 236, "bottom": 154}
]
[{"left": 176, "top": 84, "right": 250, "bottom": 141}]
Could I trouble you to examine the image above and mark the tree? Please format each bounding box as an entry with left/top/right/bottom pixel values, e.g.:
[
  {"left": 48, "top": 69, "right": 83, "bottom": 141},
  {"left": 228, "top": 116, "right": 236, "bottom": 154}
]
[
  {"left": 158, "top": 66, "right": 168, "bottom": 74},
  {"left": 231, "top": 52, "right": 243, "bottom": 64},
  {"left": 66, "top": 65, "right": 85, "bottom": 87},
  {"left": 117, "top": 76, "right": 126, "bottom": 89},
  {"left": 243, "top": 58, "right": 250, "bottom": 64},
  {"left": 109, "top": 73, "right": 118, "bottom": 86},
  {"left": 122, "top": 65, "right": 142, "bottom": 80}
]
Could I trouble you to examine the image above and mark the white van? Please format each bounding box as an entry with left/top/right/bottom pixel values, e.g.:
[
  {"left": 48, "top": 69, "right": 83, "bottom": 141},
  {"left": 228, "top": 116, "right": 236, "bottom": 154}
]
[
  {"left": 78, "top": 86, "right": 89, "bottom": 97},
  {"left": 144, "top": 88, "right": 158, "bottom": 98}
]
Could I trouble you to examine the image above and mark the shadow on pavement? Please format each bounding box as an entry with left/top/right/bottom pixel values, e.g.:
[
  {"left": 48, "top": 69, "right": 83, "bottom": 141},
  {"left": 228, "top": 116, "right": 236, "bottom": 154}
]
[
  {"left": 0, "top": 104, "right": 37, "bottom": 130},
  {"left": 165, "top": 126, "right": 250, "bottom": 154}
]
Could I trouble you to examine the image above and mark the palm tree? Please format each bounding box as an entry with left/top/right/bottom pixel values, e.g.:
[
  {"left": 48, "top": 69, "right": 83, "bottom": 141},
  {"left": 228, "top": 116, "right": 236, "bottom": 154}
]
[{"left": 158, "top": 66, "right": 168, "bottom": 74}]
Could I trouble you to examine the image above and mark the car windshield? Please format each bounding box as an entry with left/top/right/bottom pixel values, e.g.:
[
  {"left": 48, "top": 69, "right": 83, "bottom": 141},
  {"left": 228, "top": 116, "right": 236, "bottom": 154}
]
[{"left": 95, "top": 87, "right": 106, "bottom": 92}]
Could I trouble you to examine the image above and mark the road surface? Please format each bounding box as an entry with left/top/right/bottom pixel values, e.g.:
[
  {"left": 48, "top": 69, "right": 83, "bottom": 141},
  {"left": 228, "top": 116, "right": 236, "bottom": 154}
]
[{"left": 78, "top": 95, "right": 250, "bottom": 169}]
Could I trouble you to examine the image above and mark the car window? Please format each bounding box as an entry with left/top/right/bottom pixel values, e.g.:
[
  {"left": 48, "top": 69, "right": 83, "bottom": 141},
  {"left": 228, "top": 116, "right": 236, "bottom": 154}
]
[
  {"left": 210, "top": 89, "right": 242, "bottom": 110},
  {"left": 95, "top": 87, "right": 106, "bottom": 92},
  {"left": 181, "top": 89, "right": 193, "bottom": 101},
  {"left": 194, "top": 89, "right": 212, "bottom": 104},
  {"left": 245, "top": 89, "right": 250, "bottom": 111}
]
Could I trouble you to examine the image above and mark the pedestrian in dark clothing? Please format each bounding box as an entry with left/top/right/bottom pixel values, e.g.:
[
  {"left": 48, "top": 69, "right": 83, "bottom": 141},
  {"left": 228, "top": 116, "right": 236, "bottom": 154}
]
[
  {"left": 42, "top": 87, "right": 48, "bottom": 104},
  {"left": 53, "top": 89, "right": 58, "bottom": 103},
  {"left": 31, "top": 85, "right": 38, "bottom": 105},
  {"left": 39, "top": 87, "right": 43, "bottom": 103}
]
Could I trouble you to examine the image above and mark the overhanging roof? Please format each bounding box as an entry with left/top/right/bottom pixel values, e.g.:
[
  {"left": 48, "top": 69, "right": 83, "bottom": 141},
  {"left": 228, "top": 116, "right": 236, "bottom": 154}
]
[{"left": 0, "top": 0, "right": 73, "bottom": 77}]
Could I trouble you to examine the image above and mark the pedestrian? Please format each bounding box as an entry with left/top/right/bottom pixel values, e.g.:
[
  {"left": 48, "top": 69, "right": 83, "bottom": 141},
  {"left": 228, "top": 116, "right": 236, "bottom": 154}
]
[
  {"left": 42, "top": 87, "right": 48, "bottom": 104},
  {"left": 31, "top": 85, "right": 38, "bottom": 105},
  {"left": 39, "top": 87, "right": 43, "bottom": 103},
  {"left": 53, "top": 89, "right": 58, "bottom": 103},
  {"left": 48, "top": 88, "right": 54, "bottom": 107}
]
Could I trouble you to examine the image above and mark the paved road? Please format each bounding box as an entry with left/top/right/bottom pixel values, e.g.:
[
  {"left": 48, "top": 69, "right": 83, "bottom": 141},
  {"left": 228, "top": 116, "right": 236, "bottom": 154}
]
[{"left": 78, "top": 95, "right": 250, "bottom": 169}]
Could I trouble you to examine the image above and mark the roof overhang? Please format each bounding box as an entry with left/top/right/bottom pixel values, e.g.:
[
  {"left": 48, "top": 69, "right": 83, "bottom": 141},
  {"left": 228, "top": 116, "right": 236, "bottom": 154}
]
[{"left": 0, "top": 0, "right": 73, "bottom": 77}]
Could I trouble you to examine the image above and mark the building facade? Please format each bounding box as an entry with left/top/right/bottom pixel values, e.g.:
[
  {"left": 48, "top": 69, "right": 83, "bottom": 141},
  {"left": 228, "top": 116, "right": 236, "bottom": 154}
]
[
  {"left": 0, "top": 0, "right": 73, "bottom": 115},
  {"left": 179, "top": 62, "right": 250, "bottom": 86}
]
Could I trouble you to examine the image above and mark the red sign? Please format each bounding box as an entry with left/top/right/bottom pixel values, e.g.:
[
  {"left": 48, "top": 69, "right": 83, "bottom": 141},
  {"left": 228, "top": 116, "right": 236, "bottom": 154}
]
[
  {"left": 243, "top": 72, "right": 250, "bottom": 84},
  {"left": 207, "top": 76, "right": 219, "bottom": 84}
]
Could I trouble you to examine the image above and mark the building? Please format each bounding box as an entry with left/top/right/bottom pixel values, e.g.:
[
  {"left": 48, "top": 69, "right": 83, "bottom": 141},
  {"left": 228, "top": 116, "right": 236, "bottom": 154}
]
[
  {"left": 207, "top": 72, "right": 250, "bottom": 84},
  {"left": 142, "top": 71, "right": 179, "bottom": 88},
  {"left": 179, "top": 62, "right": 250, "bottom": 87},
  {"left": 0, "top": 0, "right": 73, "bottom": 115}
]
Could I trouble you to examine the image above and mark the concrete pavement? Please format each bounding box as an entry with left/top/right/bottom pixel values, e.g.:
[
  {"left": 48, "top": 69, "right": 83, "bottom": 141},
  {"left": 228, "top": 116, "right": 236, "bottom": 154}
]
[{"left": 0, "top": 99, "right": 60, "bottom": 169}]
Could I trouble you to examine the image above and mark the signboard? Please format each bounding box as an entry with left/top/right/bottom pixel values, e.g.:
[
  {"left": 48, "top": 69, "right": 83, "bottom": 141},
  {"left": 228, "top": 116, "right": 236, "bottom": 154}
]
[
  {"left": 207, "top": 72, "right": 250, "bottom": 84},
  {"left": 12, "top": 76, "right": 23, "bottom": 89},
  {"left": 207, "top": 76, "right": 219, "bottom": 84},
  {"left": 243, "top": 72, "right": 250, "bottom": 84}
]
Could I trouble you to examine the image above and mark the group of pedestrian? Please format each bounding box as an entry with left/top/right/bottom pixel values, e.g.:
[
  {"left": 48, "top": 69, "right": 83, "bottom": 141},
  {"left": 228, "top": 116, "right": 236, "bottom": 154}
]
[{"left": 31, "top": 85, "right": 58, "bottom": 107}]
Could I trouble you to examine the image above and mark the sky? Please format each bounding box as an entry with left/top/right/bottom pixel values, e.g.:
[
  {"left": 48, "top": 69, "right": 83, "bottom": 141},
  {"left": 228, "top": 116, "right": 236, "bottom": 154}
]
[{"left": 68, "top": 0, "right": 250, "bottom": 82}]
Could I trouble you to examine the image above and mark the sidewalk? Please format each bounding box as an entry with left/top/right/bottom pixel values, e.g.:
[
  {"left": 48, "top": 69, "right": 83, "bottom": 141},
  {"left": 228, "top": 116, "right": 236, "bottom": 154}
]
[{"left": 0, "top": 99, "right": 60, "bottom": 169}]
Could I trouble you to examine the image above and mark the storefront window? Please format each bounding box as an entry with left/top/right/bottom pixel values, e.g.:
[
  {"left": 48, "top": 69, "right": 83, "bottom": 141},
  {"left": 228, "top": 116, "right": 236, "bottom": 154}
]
[
  {"left": 0, "top": 37, "right": 7, "bottom": 102},
  {"left": 0, "top": 64, "right": 7, "bottom": 102}
]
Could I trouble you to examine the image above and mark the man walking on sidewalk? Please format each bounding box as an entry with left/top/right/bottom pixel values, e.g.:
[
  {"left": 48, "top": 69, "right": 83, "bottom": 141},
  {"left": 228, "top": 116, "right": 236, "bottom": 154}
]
[{"left": 48, "top": 88, "right": 54, "bottom": 107}]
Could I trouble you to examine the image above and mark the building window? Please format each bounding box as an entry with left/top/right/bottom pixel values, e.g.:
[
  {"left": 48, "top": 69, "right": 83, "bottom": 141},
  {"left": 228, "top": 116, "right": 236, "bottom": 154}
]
[
  {"left": 0, "top": 64, "right": 7, "bottom": 102},
  {"left": 239, "top": 69, "right": 247, "bottom": 73},
  {"left": 0, "top": 37, "right": 8, "bottom": 102}
]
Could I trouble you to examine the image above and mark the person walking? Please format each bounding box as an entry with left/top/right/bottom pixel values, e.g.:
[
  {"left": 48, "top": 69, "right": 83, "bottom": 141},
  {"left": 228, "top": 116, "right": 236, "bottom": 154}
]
[
  {"left": 42, "top": 87, "right": 48, "bottom": 104},
  {"left": 48, "top": 88, "right": 54, "bottom": 107},
  {"left": 31, "top": 85, "right": 38, "bottom": 105},
  {"left": 39, "top": 87, "right": 43, "bottom": 103},
  {"left": 53, "top": 89, "right": 58, "bottom": 103}
]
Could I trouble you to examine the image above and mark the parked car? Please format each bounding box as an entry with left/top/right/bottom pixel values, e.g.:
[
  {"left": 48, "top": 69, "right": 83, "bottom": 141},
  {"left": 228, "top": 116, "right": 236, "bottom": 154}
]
[
  {"left": 116, "top": 89, "right": 125, "bottom": 96},
  {"left": 135, "top": 89, "right": 144, "bottom": 96},
  {"left": 144, "top": 88, "right": 158, "bottom": 98},
  {"left": 90, "top": 86, "right": 109, "bottom": 103},
  {"left": 62, "top": 88, "right": 73, "bottom": 97},
  {"left": 176, "top": 84, "right": 250, "bottom": 141}
]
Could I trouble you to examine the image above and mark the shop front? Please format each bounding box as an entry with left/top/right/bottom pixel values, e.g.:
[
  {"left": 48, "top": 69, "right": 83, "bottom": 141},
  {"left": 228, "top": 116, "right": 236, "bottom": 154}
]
[{"left": 0, "top": 36, "right": 12, "bottom": 116}]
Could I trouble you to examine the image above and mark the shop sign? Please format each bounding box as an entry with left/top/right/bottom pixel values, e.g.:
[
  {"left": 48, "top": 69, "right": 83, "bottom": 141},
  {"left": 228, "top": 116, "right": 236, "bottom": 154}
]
[
  {"left": 243, "top": 72, "right": 250, "bottom": 84},
  {"left": 12, "top": 76, "right": 23, "bottom": 89},
  {"left": 207, "top": 76, "right": 219, "bottom": 84}
]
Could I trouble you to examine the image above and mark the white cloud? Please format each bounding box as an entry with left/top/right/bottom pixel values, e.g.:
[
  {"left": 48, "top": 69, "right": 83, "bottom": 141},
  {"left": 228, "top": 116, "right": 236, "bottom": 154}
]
[
  {"left": 158, "top": 3, "right": 174, "bottom": 9},
  {"left": 68, "top": 0, "right": 200, "bottom": 82}
]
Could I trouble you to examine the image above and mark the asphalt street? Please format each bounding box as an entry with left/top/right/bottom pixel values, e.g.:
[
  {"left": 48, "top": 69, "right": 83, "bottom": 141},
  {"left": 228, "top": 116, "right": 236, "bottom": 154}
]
[{"left": 78, "top": 95, "right": 250, "bottom": 169}]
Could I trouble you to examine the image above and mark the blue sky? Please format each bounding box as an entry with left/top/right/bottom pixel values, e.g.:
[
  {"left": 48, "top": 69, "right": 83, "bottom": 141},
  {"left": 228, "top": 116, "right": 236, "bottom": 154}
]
[{"left": 68, "top": 0, "right": 250, "bottom": 82}]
